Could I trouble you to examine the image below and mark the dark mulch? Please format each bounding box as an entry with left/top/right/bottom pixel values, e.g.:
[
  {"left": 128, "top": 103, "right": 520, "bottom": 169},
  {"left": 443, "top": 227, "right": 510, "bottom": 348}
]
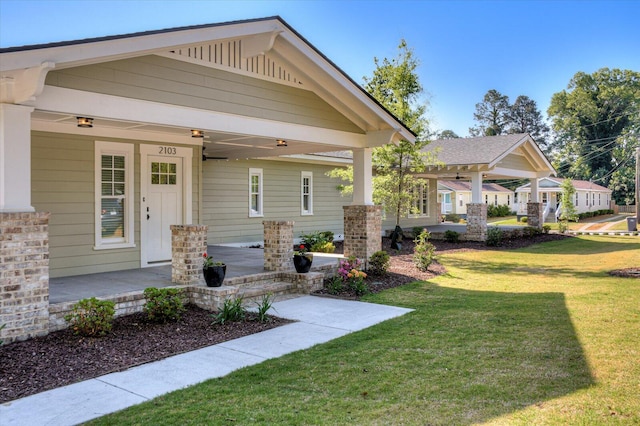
[
  {"left": 0, "top": 232, "right": 569, "bottom": 403},
  {"left": 609, "top": 268, "right": 640, "bottom": 278},
  {"left": 0, "top": 307, "right": 291, "bottom": 403}
]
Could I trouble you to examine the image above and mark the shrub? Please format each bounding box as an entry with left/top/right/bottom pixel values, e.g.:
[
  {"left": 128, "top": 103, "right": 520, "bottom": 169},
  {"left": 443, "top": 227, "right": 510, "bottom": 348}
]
[
  {"left": 542, "top": 225, "right": 551, "bottom": 234},
  {"left": 0, "top": 323, "right": 5, "bottom": 346},
  {"left": 558, "top": 220, "right": 569, "bottom": 233},
  {"left": 523, "top": 226, "right": 541, "bottom": 238},
  {"left": 412, "top": 227, "right": 424, "bottom": 238},
  {"left": 143, "top": 287, "right": 186, "bottom": 323},
  {"left": 64, "top": 297, "right": 116, "bottom": 337},
  {"left": 520, "top": 216, "right": 528, "bottom": 223},
  {"left": 444, "top": 230, "right": 460, "bottom": 243},
  {"left": 326, "top": 276, "right": 345, "bottom": 295},
  {"left": 347, "top": 269, "right": 369, "bottom": 296},
  {"left": 446, "top": 214, "right": 461, "bottom": 223},
  {"left": 212, "top": 297, "right": 246, "bottom": 325},
  {"left": 413, "top": 229, "right": 436, "bottom": 271},
  {"left": 368, "top": 250, "right": 390, "bottom": 276},
  {"left": 300, "top": 231, "right": 335, "bottom": 253},
  {"left": 486, "top": 227, "right": 503, "bottom": 247},
  {"left": 255, "top": 293, "right": 275, "bottom": 323}
]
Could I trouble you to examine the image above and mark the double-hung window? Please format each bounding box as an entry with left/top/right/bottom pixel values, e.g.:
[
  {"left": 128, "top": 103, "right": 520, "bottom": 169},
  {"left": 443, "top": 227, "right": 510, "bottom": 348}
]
[
  {"left": 249, "top": 168, "right": 263, "bottom": 217},
  {"left": 301, "top": 171, "right": 313, "bottom": 215},
  {"left": 95, "top": 141, "right": 134, "bottom": 249},
  {"left": 412, "top": 180, "right": 430, "bottom": 216}
]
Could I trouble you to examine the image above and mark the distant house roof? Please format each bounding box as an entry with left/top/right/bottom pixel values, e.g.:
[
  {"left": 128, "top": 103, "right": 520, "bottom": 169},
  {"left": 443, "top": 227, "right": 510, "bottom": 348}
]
[
  {"left": 438, "top": 180, "right": 513, "bottom": 193},
  {"left": 423, "top": 133, "right": 555, "bottom": 180},
  {"left": 516, "top": 177, "right": 611, "bottom": 193}
]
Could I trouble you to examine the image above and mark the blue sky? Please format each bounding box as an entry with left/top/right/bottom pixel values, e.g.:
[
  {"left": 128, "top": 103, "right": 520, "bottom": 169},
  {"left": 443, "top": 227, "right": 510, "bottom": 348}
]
[{"left": 1, "top": 0, "right": 638, "bottom": 137}]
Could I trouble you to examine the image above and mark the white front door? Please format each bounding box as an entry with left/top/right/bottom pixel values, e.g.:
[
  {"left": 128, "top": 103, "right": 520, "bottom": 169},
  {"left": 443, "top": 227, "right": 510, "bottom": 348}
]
[
  {"left": 140, "top": 145, "right": 193, "bottom": 267},
  {"left": 146, "top": 155, "right": 182, "bottom": 263}
]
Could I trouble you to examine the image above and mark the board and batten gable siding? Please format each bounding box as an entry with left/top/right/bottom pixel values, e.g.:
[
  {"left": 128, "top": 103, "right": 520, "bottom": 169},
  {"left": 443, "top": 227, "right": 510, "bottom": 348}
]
[
  {"left": 45, "top": 55, "right": 363, "bottom": 133},
  {"left": 202, "top": 159, "right": 350, "bottom": 244},
  {"left": 381, "top": 178, "right": 439, "bottom": 232},
  {"left": 31, "top": 131, "right": 199, "bottom": 278}
]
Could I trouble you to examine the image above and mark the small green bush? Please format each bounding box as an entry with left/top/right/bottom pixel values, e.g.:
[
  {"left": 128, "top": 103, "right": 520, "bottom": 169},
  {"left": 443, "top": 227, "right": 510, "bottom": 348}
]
[
  {"left": 326, "top": 276, "right": 345, "bottom": 295},
  {"left": 523, "top": 226, "right": 541, "bottom": 238},
  {"left": 558, "top": 220, "right": 569, "bottom": 233},
  {"left": 412, "top": 227, "right": 424, "bottom": 238},
  {"left": 520, "top": 216, "right": 528, "bottom": 223},
  {"left": 486, "top": 227, "right": 503, "bottom": 247},
  {"left": 143, "top": 287, "right": 186, "bottom": 323},
  {"left": 444, "top": 230, "right": 460, "bottom": 243},
  {"left": 542, "top": 225, "right": 551, "bottom": 234},
  {"left": 64, "top": 297, "right": 116, "bottom": 337},
  {"left": 368, "top": 250, "right": 390, "bottom": 276},
  {"left": 300, "top": 231, "right": 335, "bottom": 253},
  {"left": 413, "top": 229, "right": 436, "bottom": 271},
  {"left": 212, "top": 297, "right": 246, "bottom": 325},
  {"left": 446, "top": 214, "right": 461, "bottom": 223}
]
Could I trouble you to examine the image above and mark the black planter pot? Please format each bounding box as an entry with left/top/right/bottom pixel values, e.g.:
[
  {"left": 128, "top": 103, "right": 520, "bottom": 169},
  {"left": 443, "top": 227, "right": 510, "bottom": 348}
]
[
  {"left": 293, "top": 254, "right": 313, "bottom": 273},
  {"left": 203, "top": 264, "right": 226, "bottom": 287}
]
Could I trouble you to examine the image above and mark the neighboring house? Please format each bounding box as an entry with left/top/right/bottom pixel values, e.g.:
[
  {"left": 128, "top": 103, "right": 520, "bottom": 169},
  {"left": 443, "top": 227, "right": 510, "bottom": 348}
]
[
  {"left": 0, "top": 16, "right": 416, "bottom": 280},
  {"left": 438, "top": 180, "right": 514, "bottom": 216},
  {"left": 515, "top": 177, "right": 612, "bottom": 219}
]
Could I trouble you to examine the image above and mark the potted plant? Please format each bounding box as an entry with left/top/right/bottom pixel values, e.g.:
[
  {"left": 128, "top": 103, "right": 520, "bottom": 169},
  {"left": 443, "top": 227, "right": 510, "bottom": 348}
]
[
  {"left": 293, "top": 244, "right": 313, "bottom": 273},
  {"left": 202, "top": 252, "right": 226, "bottom": 287}
]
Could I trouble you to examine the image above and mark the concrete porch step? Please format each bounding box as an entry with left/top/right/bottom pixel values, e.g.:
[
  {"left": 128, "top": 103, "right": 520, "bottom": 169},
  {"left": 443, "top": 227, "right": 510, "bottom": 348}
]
[{"left": 237, "top": 281, "right": 299, "bottom": 304}]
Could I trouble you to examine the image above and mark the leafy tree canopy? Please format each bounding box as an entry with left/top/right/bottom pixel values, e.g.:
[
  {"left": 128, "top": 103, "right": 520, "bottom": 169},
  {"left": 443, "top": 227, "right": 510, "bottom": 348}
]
[{"left": 548, "top": 68, "right": 640, "bottom": 204}]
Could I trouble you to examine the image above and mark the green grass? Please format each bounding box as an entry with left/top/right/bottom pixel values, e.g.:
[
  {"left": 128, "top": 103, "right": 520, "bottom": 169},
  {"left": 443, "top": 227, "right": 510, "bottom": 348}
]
[{"left": 90, "top": 236, "right": 640, "bottom": 425}]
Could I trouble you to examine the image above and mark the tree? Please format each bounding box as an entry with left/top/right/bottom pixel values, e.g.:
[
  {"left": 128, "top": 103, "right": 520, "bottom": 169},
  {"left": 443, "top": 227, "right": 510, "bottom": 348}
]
[
  {"left": 469, "top": 89, "right": 510, "bottom": 136},
  {"left": 328, "top": 40, "right": 432, "bottom": 227},
  {"left": 559, "top": 179, "right": 578, "bottom": 222},
  {"left": 437, "top": 129, "right": 459, "bottom": 139},
  {"left": 548, "top": 68, "right": 640, "bottom": 204},
  {"left": 507, "top": 95, "right": 550, "bottom": 150}
]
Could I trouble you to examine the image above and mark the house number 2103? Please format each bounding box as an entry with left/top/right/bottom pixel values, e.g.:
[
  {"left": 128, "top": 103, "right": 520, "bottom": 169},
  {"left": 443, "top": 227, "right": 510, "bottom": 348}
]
[{"left": 159, "top": 146, "right": 177, "bottom": 155}]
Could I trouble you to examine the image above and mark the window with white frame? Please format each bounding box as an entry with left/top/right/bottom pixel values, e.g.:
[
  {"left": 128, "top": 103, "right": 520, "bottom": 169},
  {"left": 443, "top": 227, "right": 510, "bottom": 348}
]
[
  {"left": 507, "top": 195, "right": 511, "bottom": 205},
  {"left": 301, "top": 171, "right": 313, "bottom": 215},
  {"left": 485, "top": 194, "right": 489, "bottom": 204},
  {"left": 459, "top": 194, "right": 464, "bottom": 207},
  {"left": 249, "top": 168, "right": 263, "bottom": 217},
  {"left": 494, "top": 194, "right": 498, "bottom": 206},
  {"left": 575, "top": 193, "right": 579, "bottom": 206},
  {"left": 412, "top": 180, "right": 430, "bottom": 216},
  {"left": 95, "top": 141, "right": 134, "bottom": 249}
]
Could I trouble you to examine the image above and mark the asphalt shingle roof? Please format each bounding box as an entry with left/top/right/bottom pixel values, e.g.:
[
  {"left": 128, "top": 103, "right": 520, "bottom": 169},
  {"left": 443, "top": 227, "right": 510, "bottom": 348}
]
[{"left": 425, "top": 133, "right": 530, "bottom": 166}]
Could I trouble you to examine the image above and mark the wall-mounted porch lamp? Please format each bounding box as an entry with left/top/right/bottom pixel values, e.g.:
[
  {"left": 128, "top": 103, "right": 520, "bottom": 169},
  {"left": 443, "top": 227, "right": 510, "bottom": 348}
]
[
  {"left": 191, "top": 129, "right": 204, "bottom": 138},
  {"left": 276, "top": 139, "right": 288, "bottom": 147}
]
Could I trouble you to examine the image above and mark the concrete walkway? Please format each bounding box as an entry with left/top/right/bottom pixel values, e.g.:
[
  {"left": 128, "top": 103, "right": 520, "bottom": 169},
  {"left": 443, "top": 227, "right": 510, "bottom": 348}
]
[{"left": 1, "top": 296, "right": 413, "bottom": 426}]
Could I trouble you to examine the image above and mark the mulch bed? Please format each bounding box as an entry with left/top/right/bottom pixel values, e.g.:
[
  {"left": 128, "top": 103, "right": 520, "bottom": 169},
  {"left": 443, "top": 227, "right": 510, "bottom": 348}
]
[
  {"left": 0, "top": 232, "right": 570, "bottom": 403},
  {"left": 609, "top": 268, "right": 640, "bottom": 278}
]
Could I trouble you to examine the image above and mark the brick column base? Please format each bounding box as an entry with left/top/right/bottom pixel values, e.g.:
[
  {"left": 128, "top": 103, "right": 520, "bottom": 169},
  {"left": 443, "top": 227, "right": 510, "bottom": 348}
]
[
  {"left": 0, "top": 212, "right": 50, "bottom": 343},
  {"left": 263, "top": 221, "right": 294, "bottom": 271},
  {"left": 343, "top": 205, "right": 382, "bottom": 263},
  {"left": 527, "top": 202, "right": 544, "bottom": 229},
  {"left": 466, "top": 203, "right": 487, "bottom": 242},
  {"left": 171, "top": 224, "right": 208, "bottom": 285}
]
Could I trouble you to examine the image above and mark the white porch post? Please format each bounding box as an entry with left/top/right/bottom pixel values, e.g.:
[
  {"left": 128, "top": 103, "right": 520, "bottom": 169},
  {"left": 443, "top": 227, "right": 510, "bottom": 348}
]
[
  {"left": 352, "top": 148, "right": 373, "bottom": 205},
  {"left": 470, "top": 171, "right": 483, "bottom": 203},
  {"left": 530, "top": 178, "right": 540, "bottom": 202},
  {"left": 0, "top": 104, "right": 35, "bottom": 212}
]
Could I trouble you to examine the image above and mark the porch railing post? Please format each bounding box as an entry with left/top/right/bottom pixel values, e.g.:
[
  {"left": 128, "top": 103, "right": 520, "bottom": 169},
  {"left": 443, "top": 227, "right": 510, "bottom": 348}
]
[
  {"left": 171, "top": 224, "right": 208, "bottom": 285},
  {"left": 343, "top": 205, "right": 382, "bottom": 265},
  {"left": 263, "top": 220, "right": 294, "bottom": 271},
  {"left": 466, "top": 203, "right": 487, "bottom": 242}
]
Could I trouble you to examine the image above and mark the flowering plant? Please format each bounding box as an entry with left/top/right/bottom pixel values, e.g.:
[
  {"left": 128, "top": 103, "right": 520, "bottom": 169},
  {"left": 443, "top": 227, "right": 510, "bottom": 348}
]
[
  {"left": 202, "top": 252, "right": 223, "bottom": 269},
  {"left": 293, "top": 244, "right": 310, "bottom": 257}
]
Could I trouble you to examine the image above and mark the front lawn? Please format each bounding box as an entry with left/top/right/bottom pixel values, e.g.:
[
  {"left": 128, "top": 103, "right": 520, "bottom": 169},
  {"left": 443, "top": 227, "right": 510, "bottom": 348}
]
[{"left": 90, "top": 235, "right": 640, "bottom": 425}]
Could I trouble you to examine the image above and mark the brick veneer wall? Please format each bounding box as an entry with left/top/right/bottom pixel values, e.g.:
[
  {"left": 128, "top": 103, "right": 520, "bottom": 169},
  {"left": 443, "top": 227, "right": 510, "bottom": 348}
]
[
  {"left": 263, "top": 221, "right": 294, "bottom": 271},
  {"left": 0, "top": 212, "right": 50, "bottom": 343},
  {"left": 171, "top": 224, "right": 208, "bottom": 285},
  {"left": 527, "top": 202, "right": 544, "bottom": 229},
  {"left": 466, "top": 203, "right": 488, "bottom": 242},
  {"left": 343, "top": 205, "right": 382, "bottom": 263}
]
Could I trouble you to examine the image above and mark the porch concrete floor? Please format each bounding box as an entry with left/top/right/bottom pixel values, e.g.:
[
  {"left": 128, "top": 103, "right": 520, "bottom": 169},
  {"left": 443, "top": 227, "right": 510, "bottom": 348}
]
[{"left": 49, "top": 246, "right": 340, "bottom": 304}]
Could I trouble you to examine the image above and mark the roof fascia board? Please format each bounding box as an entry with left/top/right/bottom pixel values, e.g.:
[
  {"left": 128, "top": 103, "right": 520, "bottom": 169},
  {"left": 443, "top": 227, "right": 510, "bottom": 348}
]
[{"left": 36, "top": 86, "right": 366, "bottom": 148}]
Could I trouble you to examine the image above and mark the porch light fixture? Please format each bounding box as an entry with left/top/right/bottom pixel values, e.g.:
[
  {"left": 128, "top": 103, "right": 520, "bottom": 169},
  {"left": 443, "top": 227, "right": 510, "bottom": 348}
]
[
  {"left": 276, "top": 139, "right": 287, "bottom": 147},
  {"left": 456, "top": 173, "right": 460, "bottom": 180},
  {"left": 191, "top": 129, "right": 204, "bottom": 138},
  {"left": 77, "top": 117, "right": 93, "bottom": 128}
]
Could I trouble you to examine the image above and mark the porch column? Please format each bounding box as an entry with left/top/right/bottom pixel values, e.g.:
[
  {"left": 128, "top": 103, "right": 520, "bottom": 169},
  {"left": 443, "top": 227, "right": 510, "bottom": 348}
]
[
  {"left": 0, "top": 104, "right": 35, "bottom": 212},
  {"left": 343, "top": 205, "right": 382, "bottom": 263},
  {"left": 466, "top": 203, "right": 487, "bottom": 241},
  {"left": 0, "top": 212, "right": 50, "bottom": 343},
  {"left": 530, "top": 178, "right": 540, "bottom": 202},
  {"left": 527, "top": 202, "right": 544, "bottom": 229},
  {"left": 171, "top": 224, "right": 208, "bottom": 285},
  {"left": 352, "top": 148, "right": 373, "bottom": 205},
  {"left": 263, "top": 220, "right": 294, "bottom": 271},
  {"left": 470, "top": 171, "right": 483, "bottom": 204}
]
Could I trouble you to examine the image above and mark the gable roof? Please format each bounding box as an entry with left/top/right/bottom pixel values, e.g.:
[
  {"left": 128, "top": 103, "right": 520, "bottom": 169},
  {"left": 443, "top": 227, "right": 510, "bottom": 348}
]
[
  {"left": 516, "top": 177, "right": 611, "bottom": 192},
  {"left": 423, "top": 133, "right": 555, "bottom": 180},
  {"left": 438, "top": 180, "right": 513, "bottom": 193},
  {"left": 1, "top": 16, "right": 415, "bottom": 157}
]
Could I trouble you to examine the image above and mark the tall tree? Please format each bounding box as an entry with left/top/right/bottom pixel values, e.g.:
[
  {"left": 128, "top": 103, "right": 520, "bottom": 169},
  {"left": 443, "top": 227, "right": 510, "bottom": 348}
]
[
  {"left": 548, "top": 68, "right": 640, "bottom": 204},
  {"left": 507, "top": 95, "right": 550, "bottom": 150},
  {"left": 328, "top": 40, "right": 432, "bottom": 227},
  {"left": 469, "top": 89, "right": 510, "bottom": 136},
  {"left": 437, "top": 129, "right": 459, "bottom": 139}
]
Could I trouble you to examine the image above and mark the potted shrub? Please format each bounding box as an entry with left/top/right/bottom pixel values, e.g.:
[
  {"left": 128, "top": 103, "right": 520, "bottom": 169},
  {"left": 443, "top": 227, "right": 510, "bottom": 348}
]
[
  {"left": 202, "top": 252, "right": 226, "bottom": 287},
  {"left": 292, "top": 244, "right": 313, "bottom": 273}
]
